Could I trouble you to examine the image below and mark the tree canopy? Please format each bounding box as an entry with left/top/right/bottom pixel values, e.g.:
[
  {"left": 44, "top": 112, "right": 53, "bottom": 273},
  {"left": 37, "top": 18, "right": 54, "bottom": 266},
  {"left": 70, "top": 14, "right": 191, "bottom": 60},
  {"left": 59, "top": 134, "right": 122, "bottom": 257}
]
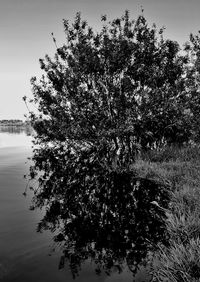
[{"left": 28, "top": 11, "right": 189, "bottom": 154}]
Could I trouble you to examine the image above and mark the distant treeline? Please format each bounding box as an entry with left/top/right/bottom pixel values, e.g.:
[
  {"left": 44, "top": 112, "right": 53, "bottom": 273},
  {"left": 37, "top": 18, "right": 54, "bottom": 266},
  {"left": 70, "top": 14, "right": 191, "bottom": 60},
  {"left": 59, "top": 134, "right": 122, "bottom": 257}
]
[{"left": 0, "top": 119, "right": 26, "bottom": 126}]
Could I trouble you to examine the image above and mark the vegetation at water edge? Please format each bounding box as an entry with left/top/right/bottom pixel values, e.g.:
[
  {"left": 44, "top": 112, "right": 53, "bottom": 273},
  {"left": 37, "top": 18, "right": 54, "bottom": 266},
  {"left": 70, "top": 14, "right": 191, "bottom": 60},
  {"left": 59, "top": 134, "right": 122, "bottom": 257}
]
[{"left": 23, "top": 10, "right": 200, "bottom": 280}]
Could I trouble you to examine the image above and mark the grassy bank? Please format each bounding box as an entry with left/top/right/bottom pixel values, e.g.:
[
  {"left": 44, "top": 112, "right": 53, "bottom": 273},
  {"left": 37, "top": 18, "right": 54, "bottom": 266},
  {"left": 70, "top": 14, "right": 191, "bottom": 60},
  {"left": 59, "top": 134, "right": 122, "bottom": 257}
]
[{"left": 134, "top": 145, "right": 200, "bottom": 281}]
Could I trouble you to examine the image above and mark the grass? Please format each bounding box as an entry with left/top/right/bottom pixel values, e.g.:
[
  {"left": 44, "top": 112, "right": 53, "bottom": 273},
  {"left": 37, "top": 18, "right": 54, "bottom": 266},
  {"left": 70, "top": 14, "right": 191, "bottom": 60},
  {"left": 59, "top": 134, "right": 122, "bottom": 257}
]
[{"left": 134, "top": 145, "right": 200, "bottom": 281}]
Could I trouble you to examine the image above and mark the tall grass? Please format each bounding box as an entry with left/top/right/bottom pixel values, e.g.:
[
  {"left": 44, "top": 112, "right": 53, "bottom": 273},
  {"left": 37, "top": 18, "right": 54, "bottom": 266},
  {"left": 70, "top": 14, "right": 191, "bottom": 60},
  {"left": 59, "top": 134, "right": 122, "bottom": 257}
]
[{"left": 134, "top": 145, "right": 200, "bottom": 281}]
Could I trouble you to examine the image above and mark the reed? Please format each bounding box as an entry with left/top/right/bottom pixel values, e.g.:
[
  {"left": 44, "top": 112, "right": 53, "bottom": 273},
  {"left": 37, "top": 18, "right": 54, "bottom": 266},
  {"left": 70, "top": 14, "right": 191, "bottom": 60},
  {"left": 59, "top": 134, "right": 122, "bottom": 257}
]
[{"left": 135, "top": 145, "right": 200, "bottom": 281}]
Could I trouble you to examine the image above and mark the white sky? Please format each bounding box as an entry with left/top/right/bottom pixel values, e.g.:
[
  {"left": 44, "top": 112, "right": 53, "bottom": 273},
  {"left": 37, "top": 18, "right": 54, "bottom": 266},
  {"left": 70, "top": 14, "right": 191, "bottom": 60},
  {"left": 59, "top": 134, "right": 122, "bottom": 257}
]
[{"left": 1, "top": 0, "right": 200, "bottom": 120}]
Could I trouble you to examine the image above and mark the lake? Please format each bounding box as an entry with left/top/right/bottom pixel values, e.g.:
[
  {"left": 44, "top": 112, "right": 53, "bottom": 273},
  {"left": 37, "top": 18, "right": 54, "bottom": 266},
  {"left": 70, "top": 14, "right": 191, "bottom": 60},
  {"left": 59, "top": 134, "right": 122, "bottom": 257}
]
[{"left": 0, "top": 126, "right": 154, "bottom": 282}]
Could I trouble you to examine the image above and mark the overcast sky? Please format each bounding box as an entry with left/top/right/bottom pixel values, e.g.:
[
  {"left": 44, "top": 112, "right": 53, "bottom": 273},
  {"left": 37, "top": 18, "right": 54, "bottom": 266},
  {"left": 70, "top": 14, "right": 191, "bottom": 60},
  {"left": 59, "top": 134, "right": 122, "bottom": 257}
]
[{"left": 1, "top": 0, "right": 200, "bottom": 120}]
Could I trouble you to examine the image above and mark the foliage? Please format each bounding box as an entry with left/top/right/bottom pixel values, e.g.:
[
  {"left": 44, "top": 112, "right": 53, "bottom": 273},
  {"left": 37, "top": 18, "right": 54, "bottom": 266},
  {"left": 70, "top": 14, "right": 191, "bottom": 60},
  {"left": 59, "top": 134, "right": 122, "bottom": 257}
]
[
  {"left": 27, "top": 11, "right": 189, "bottom": 153},
  {"left": 180, "top": 33, "right": 200, "bottom": 143}
]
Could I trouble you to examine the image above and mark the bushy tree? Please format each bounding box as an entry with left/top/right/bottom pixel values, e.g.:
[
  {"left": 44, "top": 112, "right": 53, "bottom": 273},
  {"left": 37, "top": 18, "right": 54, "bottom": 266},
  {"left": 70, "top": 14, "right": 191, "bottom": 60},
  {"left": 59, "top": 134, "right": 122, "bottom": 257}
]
[
  {"left": 25, "top": 11, "right": 183, "bottom": 274},
  {"left": 27, "top": 11, "right": 187, "bottom": 157}
]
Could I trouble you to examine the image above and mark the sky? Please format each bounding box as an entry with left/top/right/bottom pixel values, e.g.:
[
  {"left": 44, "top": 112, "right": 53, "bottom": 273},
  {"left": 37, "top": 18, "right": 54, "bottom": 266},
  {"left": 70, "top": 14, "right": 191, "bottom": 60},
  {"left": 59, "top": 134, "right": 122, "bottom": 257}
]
[{"left": 1, "top": 0, "right": 200, "bottom": 120}]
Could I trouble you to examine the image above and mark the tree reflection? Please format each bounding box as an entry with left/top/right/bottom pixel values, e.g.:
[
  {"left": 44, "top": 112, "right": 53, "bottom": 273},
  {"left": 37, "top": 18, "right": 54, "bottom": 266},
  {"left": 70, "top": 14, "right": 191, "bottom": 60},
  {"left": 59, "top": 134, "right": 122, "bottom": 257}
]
[{"left": 34, "top": 168, "right": 170, "bottom": 279}]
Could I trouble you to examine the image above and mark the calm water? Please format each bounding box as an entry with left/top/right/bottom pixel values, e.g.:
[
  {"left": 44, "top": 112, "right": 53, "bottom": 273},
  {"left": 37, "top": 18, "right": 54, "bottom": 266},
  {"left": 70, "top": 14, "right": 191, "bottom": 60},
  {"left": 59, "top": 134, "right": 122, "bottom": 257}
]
[{"left": 0, "top": 127, "right": 151, "bottom": 282}]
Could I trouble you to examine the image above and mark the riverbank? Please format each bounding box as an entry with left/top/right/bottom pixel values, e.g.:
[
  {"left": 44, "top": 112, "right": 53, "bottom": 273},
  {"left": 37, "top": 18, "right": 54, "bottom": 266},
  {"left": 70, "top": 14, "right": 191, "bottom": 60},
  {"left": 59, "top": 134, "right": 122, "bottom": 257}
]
[{"left": 135, "top": 145, "right": 200, "bottom": 281}]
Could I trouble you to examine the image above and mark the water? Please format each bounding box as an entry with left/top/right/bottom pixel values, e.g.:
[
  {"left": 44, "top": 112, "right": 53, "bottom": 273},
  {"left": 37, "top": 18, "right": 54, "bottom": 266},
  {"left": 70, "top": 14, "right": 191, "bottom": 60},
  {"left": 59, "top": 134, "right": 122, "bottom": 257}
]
[
  {"left": 0, "top": 127, "right": 132, "bottom": 281},
  {"left": 0, "top": 126, "right": 164, "bottom": 282}
]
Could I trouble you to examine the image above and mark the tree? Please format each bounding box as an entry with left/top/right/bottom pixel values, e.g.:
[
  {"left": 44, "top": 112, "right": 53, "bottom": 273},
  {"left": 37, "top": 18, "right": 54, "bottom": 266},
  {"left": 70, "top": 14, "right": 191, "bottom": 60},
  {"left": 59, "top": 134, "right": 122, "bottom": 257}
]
[
  {"left": 25, "top": 11, "right": 175, "bottom": 275},
  {"left": 179, "top": 32, "right": 200, "bottom": 143}
]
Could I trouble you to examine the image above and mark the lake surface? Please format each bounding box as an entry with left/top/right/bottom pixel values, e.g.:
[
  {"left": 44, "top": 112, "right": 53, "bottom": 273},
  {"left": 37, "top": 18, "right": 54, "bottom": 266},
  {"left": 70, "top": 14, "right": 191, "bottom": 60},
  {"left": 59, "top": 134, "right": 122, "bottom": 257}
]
[{"left": 0, "top": 126, "right": 152, "bottom": 282}]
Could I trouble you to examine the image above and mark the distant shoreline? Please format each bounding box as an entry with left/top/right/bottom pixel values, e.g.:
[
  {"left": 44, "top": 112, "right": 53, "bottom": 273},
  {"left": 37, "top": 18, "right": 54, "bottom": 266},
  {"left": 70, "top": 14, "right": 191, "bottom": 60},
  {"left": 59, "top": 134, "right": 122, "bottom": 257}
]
[
  {"left": 0, "top": 120, "right": 29, "bottom": 127},
  {"left": 0, "top": 123, "right": 25, "bottom": 126},
  {"left": 0, "top": 121, "right": 33, "bottom": 135}
]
